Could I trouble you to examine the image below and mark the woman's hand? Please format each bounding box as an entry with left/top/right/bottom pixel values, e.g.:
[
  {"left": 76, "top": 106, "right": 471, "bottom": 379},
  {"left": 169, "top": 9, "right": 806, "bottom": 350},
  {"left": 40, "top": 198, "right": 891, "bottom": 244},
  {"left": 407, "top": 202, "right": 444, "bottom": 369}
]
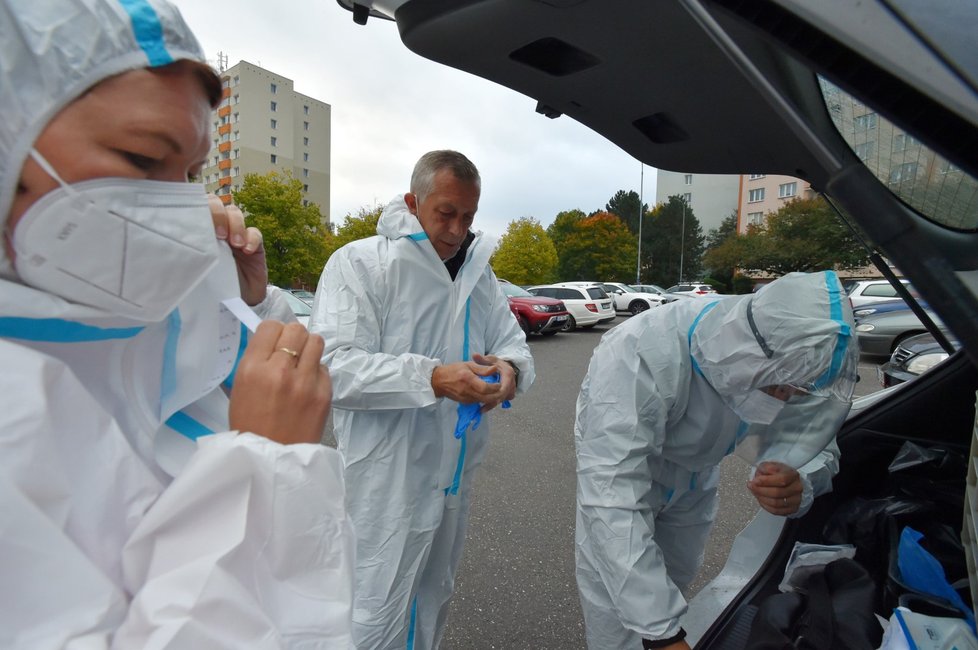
[
  {"left": 747, "top": 461, "right": 804, "bottom": 515},
  {"left": 209, "top": 194, "right": 267, "bottom": 306},
  {"left": 229, "top": 321, "right": 331, "bottom": 445}
]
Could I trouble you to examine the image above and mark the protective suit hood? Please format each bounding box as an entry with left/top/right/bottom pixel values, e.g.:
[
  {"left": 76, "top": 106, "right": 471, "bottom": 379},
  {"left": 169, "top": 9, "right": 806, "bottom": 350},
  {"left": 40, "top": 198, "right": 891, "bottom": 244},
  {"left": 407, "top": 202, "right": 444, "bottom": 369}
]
[
  {"left": 377, "top": 194, "right": 428, "bottom": 241},
  {"left": 0, "top": 0, "right": 216, "bottom": 279}
]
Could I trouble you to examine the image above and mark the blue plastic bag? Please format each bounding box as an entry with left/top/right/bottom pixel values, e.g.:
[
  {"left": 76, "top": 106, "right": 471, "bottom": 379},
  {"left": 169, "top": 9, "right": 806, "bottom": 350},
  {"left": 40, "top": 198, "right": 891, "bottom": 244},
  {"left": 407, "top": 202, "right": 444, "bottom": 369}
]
[{"left": 897, "top": 526, "right": 976, "bottom": 632}]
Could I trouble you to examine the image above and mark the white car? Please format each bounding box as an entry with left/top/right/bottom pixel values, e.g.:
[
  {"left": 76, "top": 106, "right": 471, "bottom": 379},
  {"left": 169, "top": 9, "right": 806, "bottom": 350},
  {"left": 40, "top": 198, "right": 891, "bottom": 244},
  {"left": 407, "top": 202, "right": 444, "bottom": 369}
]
[
  {"left": 665, "top": 282, "right": 717, "bottom": 297},
  {"left": 280, "top": 289, "right": 311, "bottom": 327},
  {"left": 526, "top": 283, "right": 616, "bottom": 331},
  {"left": 600, "top": 282, "right": 666, "bottom": 314},
  {"left": 846, "top": 278, "right": 911, "bottom": 308}
]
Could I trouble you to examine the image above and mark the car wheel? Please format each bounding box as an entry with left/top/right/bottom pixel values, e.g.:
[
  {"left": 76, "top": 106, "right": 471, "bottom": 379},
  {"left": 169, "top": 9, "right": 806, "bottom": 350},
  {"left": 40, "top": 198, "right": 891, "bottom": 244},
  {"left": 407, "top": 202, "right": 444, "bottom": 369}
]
[
  {"left": 629, "top": 300, "right": 650, "bottom": 315},
  {"left": 518, "top": 316, "right": 530, "bottom": 335},
  {"left": 561, "top": 315, "right": 577, "bottom": 332}
]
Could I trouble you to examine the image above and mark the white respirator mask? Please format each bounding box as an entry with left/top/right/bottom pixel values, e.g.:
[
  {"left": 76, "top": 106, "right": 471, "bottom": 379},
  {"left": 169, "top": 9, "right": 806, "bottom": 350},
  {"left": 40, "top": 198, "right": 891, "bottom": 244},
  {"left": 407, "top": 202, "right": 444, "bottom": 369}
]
[
  {"left": 730, "top": 388, "right": 787, "bottom": 425},
  {"left": 10, "top": 149, "right": 219, "bottom": 322}
]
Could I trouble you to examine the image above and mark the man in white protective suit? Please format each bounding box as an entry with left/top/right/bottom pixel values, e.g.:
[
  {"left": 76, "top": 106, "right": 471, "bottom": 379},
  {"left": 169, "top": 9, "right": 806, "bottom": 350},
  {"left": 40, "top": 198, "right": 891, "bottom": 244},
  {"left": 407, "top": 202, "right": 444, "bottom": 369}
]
[
  {"left": 0, "top": 1, "right": 354, "bottom": 647},
  {"left": 574, "top": 271, "right": 858, "bottom": 650},
  {"left": 310, "top": 150, "right": 535, "bottom": 649}
]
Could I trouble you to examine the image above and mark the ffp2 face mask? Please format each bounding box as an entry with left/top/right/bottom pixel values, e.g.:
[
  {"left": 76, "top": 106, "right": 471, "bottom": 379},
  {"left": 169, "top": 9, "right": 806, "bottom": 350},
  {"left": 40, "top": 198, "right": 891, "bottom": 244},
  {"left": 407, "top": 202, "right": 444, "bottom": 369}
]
[{"left": 10, "top": 149, "right": 219, "bottom": 322}]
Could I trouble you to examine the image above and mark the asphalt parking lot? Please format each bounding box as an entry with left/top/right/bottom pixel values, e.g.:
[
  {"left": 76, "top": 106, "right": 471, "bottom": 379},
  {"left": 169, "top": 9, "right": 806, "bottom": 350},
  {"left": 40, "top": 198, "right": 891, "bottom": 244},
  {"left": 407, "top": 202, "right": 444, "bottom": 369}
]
[{"left": 441, "top": 315, "right": 886, "bottom": 649}]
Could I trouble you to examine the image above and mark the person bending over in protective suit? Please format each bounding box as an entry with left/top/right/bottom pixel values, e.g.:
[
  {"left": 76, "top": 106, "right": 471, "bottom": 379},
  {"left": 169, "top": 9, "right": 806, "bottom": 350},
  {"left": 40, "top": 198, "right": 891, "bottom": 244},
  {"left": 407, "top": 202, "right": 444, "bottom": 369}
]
[
  {"left": 575, "top": 271, "right": 858, "bottom": 650},
  {"left": 310, "top": 150, "right": 535, "bottom": 650},
  {"left": 0, "top": 1, "right": 354, "bottom": 646}
]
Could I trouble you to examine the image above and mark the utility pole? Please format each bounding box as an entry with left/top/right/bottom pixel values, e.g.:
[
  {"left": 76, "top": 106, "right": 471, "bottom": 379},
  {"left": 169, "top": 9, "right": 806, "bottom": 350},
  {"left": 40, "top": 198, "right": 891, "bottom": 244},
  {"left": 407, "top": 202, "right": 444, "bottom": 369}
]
[
  {"left": 636, "top": 163, "right": 644, "bottom": 284},
  {"left": 679, "top": 199, "right": 686, "bottom": 283}
]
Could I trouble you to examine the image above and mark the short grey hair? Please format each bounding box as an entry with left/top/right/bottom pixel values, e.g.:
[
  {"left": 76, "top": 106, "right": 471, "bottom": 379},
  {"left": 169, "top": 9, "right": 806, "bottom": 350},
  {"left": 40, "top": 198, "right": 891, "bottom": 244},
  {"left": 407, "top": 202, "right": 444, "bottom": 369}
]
[{"left": 410, "top": 150, "right": 481, "bottom": 204}]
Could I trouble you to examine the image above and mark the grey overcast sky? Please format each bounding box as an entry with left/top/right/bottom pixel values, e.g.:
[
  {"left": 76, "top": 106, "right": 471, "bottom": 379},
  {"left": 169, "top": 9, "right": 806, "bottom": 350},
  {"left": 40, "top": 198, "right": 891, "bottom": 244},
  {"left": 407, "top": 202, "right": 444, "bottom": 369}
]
[{"left": 169, "top": 0, "right": 657, "bottom": 239}]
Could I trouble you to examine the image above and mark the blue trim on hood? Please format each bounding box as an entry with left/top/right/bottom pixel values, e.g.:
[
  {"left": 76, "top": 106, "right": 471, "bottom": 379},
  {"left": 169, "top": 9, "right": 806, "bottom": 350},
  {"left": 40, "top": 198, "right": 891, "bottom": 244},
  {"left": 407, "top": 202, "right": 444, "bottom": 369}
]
[
  {"left": 117, "top": 0, "right": 174, "bottom": 67},
  {"left": 166, "top": 410, "right": 214, "bottom": 441},
  {"left": 0, "top": 317, "right": 143, "bottom": 342},
  {"left": 687, "top": 301, "right": 721, "bottom": 377},
  {"left": 407, "top": 232, "right": 429, "bottom": 241},
  {"left": 159, "top": 309, "right": 181, "bottom": 417},
  {"left": 813, "top": 271, "right": 852, "bottom": 390}
]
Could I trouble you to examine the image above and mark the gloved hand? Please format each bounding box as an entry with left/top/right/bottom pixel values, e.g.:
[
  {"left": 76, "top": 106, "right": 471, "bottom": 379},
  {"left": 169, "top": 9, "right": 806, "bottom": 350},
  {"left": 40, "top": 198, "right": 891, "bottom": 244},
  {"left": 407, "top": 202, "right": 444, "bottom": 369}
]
[{"left": 454, "top": 373, "right": 511, "bottom": 439}]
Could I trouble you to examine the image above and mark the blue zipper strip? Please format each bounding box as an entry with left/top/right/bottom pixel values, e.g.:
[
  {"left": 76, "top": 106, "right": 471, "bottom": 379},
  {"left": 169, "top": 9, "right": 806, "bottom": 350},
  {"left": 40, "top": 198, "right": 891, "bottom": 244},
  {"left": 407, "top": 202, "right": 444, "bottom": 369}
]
[
  {"left": 117, "top": 0, "right": 174, "bottom": 67},
  {"left": 447, "top": 298, "right": 473, "bottom": 496},
  {"left": 159, "top": 309, "right": 181, "bottom": 417},
  {"left": 0, "top": 317, "right": 143, "bottom": 342},
  {"left": 406, "top": 595, "right": 418, "bottom": 649},
  {"left": 813, "top": 270, "right": 852, "bottom": 390},
  {"left": 166, "top": 410, "right": 215, "bottom": 441},
  {"left": 687, "top": 301, "right": 720, "bottom": 377},
  {"left": 222, "top": 323, "right": 249, "bottom": 390}
]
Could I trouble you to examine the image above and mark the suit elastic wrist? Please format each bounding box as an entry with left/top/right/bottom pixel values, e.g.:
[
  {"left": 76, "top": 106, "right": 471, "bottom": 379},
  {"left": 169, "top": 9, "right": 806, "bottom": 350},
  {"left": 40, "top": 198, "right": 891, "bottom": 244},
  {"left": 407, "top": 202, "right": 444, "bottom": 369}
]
[{"left": 642, "top": 628, "right": 686, "bottom": 648}]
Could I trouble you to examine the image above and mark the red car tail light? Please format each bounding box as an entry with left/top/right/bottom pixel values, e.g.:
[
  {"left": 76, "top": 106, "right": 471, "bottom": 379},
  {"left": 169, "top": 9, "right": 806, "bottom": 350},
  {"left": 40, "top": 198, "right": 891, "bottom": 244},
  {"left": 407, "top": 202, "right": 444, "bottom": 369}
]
[{"left": 585, "top": 303, "right": 598, "bottom": 312}]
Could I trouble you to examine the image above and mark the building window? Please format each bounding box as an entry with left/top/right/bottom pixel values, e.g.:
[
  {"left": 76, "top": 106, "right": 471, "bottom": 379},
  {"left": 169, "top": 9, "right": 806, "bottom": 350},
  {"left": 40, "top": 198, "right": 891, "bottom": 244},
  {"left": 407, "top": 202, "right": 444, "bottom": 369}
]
[
  {"left": 303, "top": 184, "right": 309, "bottom": 192},
  {"left": 303, "top": 199, "right": 309, "bottom": 207},
  {"left": 778, "top": 182, "right": 797, "bottom": 198},
  {"left": 748, "top": 211, "right": 764, "bottom": 226},
  {"left": 748, "top": 188, "right": 765, "bottom": 202},
  {"left": 233, "top": 148, "right": 239, "bottom": 159},
  {"left": 232, "top": 131, "right": 240, "bottom": 141},
  {"left": 684, "top": 174, "right": 692, "bottom": 185},
  {"left": 270, "top": 101, "right": 277, "bottom": 112},
  {"left": 304, "top": 105, "right": 309, "bottom": 115},
  {"left": 749, "top": 174, "right": 765, "bottom": 180},
  {"left": 893, "top": 133, "right": 918, "bottom": 152},
  {"left": 889, "top": 162, "right": 918, "bottom": 183},
  {"left": 303, "top": 121, "right": 310, "bottom": 131},
  {"left": 233, "top": 94, "right": 239, "bottom": 104},
  {"left": 682, "top": 192, "right": 691, "bottom": 203},
  {"left": 854, "top": 141, "right": 874, "bottom": 160},
  {"left": 232, "top": 167, "right": 239, "bottom": 177},
  {"left": 232, "top": 75, "right": 239, "bottom": 86},
  {"left": 213, "top": 155, "right": 219, "bottom": 166},
  {"left": 270, "top": 154, "right": 277, "bottom": 164},
  {"left": 270, "top": 119, "right": 277, "bottom": 129},
  {"left": 233, "top": 112, "right": 239, "bottom": 123},
  {"left": 303, "top": 137, "right": 309, "bottom": 146},
  {"left": 303, "top": 152, "right": 309, "bottom": 162},
  {"left": 854, "top": 112, "right": 877, "bottom": 131},
  {"left": 303, "top": 168, "right": 309, "bottom": 178},
  {"left": 270, "top": 136, "right": 277, "bottom": 147},
  {"left": 270, "top": 83, "right": 277, "bottom": 94}
]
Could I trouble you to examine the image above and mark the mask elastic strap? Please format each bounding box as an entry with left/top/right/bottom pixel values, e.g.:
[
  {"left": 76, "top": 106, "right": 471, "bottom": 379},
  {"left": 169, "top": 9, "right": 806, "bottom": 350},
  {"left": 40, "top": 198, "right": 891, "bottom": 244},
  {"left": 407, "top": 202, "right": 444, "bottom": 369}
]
[{"left": 28, "top": 149, "right": 74, "bottom": 193}]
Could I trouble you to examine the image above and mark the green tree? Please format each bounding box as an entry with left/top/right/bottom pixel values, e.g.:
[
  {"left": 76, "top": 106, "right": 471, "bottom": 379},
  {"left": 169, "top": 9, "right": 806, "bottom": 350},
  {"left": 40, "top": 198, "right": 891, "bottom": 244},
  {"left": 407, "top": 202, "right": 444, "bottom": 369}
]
[
  {"left": 646, "top": 195, "right": 705, "bottom": 286},
  {"left": 703, "top": 211, "right": 740, "bottom": 291},
  {"left": 490, "top": 217, "right": 558, "bottom": 285},
  {"left": 546, "top": 209, "right": 586, "bottom": 254},
  {"left": 233, "top": 171, "right": 330, "bottom": 288},
  {"left": 329, "top": 205, "right": 382, "bottom": 254},
  {"left": 605, "top": 189, "right": 647, "bottom": 234},
  {"left": 704, "top": 197, "right": 869, "bottom": 275},
  {"left": 556, "top": 211, "right": 637, "bottom": 281}
]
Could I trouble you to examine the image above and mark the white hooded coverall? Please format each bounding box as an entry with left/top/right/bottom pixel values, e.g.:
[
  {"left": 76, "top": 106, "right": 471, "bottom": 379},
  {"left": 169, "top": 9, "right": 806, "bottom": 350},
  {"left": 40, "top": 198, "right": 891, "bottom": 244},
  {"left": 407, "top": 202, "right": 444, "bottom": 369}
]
[
  {"left": 311, "top": 195, "right": 535, "bottom": 650},
  {"left": 575, "top": 271, "right": 857, "bottom": 649},
  {"left": 0, "top": 2, "right": 354, "bottom": 647}
]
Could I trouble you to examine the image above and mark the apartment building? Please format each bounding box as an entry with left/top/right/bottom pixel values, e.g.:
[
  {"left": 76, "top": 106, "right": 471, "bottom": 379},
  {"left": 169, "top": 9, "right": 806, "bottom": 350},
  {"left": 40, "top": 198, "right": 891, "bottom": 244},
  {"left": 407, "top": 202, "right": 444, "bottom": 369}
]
[
  {"left": 654, "top": 170, "right": 740, "bottom": 235},
  {"left": 738, "top": 173, "right": 816, "bottom": 231},
  {"left": 201, "top": 60, "right": 331, "bottom": 225}
]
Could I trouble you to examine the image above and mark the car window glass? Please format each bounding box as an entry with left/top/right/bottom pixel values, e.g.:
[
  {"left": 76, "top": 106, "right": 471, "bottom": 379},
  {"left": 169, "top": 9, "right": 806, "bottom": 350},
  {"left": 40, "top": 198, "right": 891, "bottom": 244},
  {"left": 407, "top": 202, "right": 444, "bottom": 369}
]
[
  {"left": 586, "top": 288, "right": 606, "bottom": 299},
  {"left": 818, "top": 76, "right": 978, "bottom": 231},
  {"left": 558, "top": 288, "right": 581, "bottom": 300},
  {"left": 863, "top": 284, "right": 897, "bottom": 297}
]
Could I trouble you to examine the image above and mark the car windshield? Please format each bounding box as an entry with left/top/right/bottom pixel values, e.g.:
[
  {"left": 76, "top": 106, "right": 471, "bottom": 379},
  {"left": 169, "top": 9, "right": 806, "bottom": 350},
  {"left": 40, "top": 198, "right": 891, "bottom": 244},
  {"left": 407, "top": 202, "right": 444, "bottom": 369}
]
[
  {"left": 616, "top": 283, "right": 637, "bottom": 292},
  {"left": 500, "top": 283, "right": 533, "bottom": 298},
  {"left": 282, "top": 290, "right": 312, "bottom": 316},
  {"left": 818, "top": 76, "right": 978, "bottom": 231}
]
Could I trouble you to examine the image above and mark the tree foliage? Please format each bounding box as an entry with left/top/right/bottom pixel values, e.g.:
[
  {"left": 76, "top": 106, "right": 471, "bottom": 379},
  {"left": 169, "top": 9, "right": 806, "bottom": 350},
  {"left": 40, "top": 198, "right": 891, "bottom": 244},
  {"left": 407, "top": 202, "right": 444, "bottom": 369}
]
[
  {"left": 703, "top": 211, "right": 740, "bottom": 291},
  {"left": 490, "top": 217, "right": 558, "bottom": 285},
  {"left": 233, "top": 171, "right": 330, "bottom": 288},
  {"left": 329, "top": 205, "right": 382, "bottom": 254},
  {"left": 555, "top": 211, "right": 637, "bottom": 281},
  {"left": 703, "top": 197, "right": 869, "bottom": 275},
  {"left": 605, "top": 189, "right": 647, "bottom": 235},
  {"left": 645, "top": 195, "right": 705, "bottom": 286}
]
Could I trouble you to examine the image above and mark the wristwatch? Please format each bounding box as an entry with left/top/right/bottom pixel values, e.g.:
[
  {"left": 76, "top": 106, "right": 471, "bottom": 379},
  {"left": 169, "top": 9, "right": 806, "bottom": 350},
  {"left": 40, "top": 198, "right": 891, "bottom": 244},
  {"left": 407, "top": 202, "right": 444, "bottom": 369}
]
[{"left": 506, "top": 360, "right": 520, "bottom": 387}]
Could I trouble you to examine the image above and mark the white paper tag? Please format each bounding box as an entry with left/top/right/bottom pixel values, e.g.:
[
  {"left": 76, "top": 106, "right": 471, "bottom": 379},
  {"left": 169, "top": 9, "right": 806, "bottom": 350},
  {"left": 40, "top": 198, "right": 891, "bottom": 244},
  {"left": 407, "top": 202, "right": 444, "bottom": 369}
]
[{"left": 221, "top": 297, "right": 262, "bottom": 333}]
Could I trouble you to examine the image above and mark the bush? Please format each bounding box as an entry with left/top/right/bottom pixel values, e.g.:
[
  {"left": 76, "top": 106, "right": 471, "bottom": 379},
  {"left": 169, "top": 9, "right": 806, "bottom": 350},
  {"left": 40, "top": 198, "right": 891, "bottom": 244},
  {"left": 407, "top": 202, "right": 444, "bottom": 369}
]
[
  {"left": 701, "top": 276, "right": 727, "bottom": 293},
  {"left": 731, "top": 274, "right": 755, "bottom": 294}
]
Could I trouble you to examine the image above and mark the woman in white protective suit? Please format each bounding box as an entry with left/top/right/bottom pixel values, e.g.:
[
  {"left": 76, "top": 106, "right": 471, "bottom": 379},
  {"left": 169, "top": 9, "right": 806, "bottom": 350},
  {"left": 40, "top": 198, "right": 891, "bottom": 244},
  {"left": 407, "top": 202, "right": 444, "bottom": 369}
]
[
  {"left": 0, "top": 1, "right": 354, "bottom": 647},
  {"left": 575, "top": 271, "right": 858, "bottom": 650}
]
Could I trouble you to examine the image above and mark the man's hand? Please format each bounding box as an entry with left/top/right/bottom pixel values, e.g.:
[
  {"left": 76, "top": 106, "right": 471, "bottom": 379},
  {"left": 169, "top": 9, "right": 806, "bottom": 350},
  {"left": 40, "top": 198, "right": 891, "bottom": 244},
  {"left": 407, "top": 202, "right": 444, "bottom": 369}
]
[
  {"left": 229, "top": 321, "right": 331, "bottom": 445},
  {"left": 473, "top": 353, "right": 518, "bottom": 403},
  {"left": 747, "top": 461, "right": 804, "bottom": 515},
  {"left": 209, "top": 194, "right": 267, "bottom": 306},
  {"left": 432, "top": 360, "right": 509, "bottom": 412}
]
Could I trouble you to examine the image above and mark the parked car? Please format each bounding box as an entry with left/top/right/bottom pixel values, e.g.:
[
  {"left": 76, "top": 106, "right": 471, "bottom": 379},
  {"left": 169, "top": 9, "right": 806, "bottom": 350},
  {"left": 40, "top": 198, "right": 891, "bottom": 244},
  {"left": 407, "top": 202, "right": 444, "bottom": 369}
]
[
  {"left": 665, "top": 282, "right": 717, "bottom": 297},
  {"left": 526, "top": 283, "right": 615, "bottom": 332},
  {"left": 279, "top": 288, "right": 311, "bottom": 327},
  {"left": 632, "top": 283, "right": 685, "bottom": 303},
  {"left": 855, "top": 308, "right": 947, "bottom": 358},
  {"left": 498, "top": 280, "right": 569, "bottom": 336},
  {"left": 878, "top": 332, "right": 960, "bottom": 388},
  {"left": 846, "top": 278, "right": 911, "bottom": 308},
  {"left": 340, "top": 1, "right": 978, "bottom": 647},
  {"left": 852, "top": 297, "right": 929, "bottom": 321},
  {"left": 600, "top": 281, "right": 664, "bottom": 314},
  {"left": 285, "top": 288, "right": 315, "bottom": 306}
]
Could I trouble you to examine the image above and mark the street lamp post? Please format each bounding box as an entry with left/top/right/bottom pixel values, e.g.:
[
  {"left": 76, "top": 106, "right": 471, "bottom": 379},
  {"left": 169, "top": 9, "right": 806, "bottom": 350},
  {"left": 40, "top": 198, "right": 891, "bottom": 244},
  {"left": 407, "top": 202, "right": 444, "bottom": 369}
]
[
  {"left": 679, "top": 200, "right": 686, "bottom": 283},
  {"left": 636, "top": 163, "right": 644, "bottom": 284}
]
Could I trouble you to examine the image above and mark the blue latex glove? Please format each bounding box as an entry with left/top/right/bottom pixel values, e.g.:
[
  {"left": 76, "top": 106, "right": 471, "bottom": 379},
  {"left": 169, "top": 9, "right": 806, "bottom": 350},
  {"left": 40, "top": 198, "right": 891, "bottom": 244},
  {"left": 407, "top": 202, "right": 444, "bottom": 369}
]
[
  {"left": 453, "top": 372, "right": 511, "bottom": 439},
  {"left": 898, "top": 526, "right": 976, "bottom": 631}
]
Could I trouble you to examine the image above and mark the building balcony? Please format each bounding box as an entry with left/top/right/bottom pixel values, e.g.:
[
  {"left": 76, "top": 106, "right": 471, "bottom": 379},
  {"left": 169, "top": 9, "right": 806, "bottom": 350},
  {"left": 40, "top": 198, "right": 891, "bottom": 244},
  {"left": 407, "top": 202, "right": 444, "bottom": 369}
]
[
  {"left": 218, "top": 105, "right": 231, "bottom": 118},
  {"left": 218, "top": 177, "right": 232, "bottom": 187},
  {"left": 218, "top": 142, "right": 231, "bottom": 153},
  {"left": 217, "top": 124, "right": 231, "bottom": 136},
  {"left": 218, "top": 159, "right": 232, "bottom": 170}
]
